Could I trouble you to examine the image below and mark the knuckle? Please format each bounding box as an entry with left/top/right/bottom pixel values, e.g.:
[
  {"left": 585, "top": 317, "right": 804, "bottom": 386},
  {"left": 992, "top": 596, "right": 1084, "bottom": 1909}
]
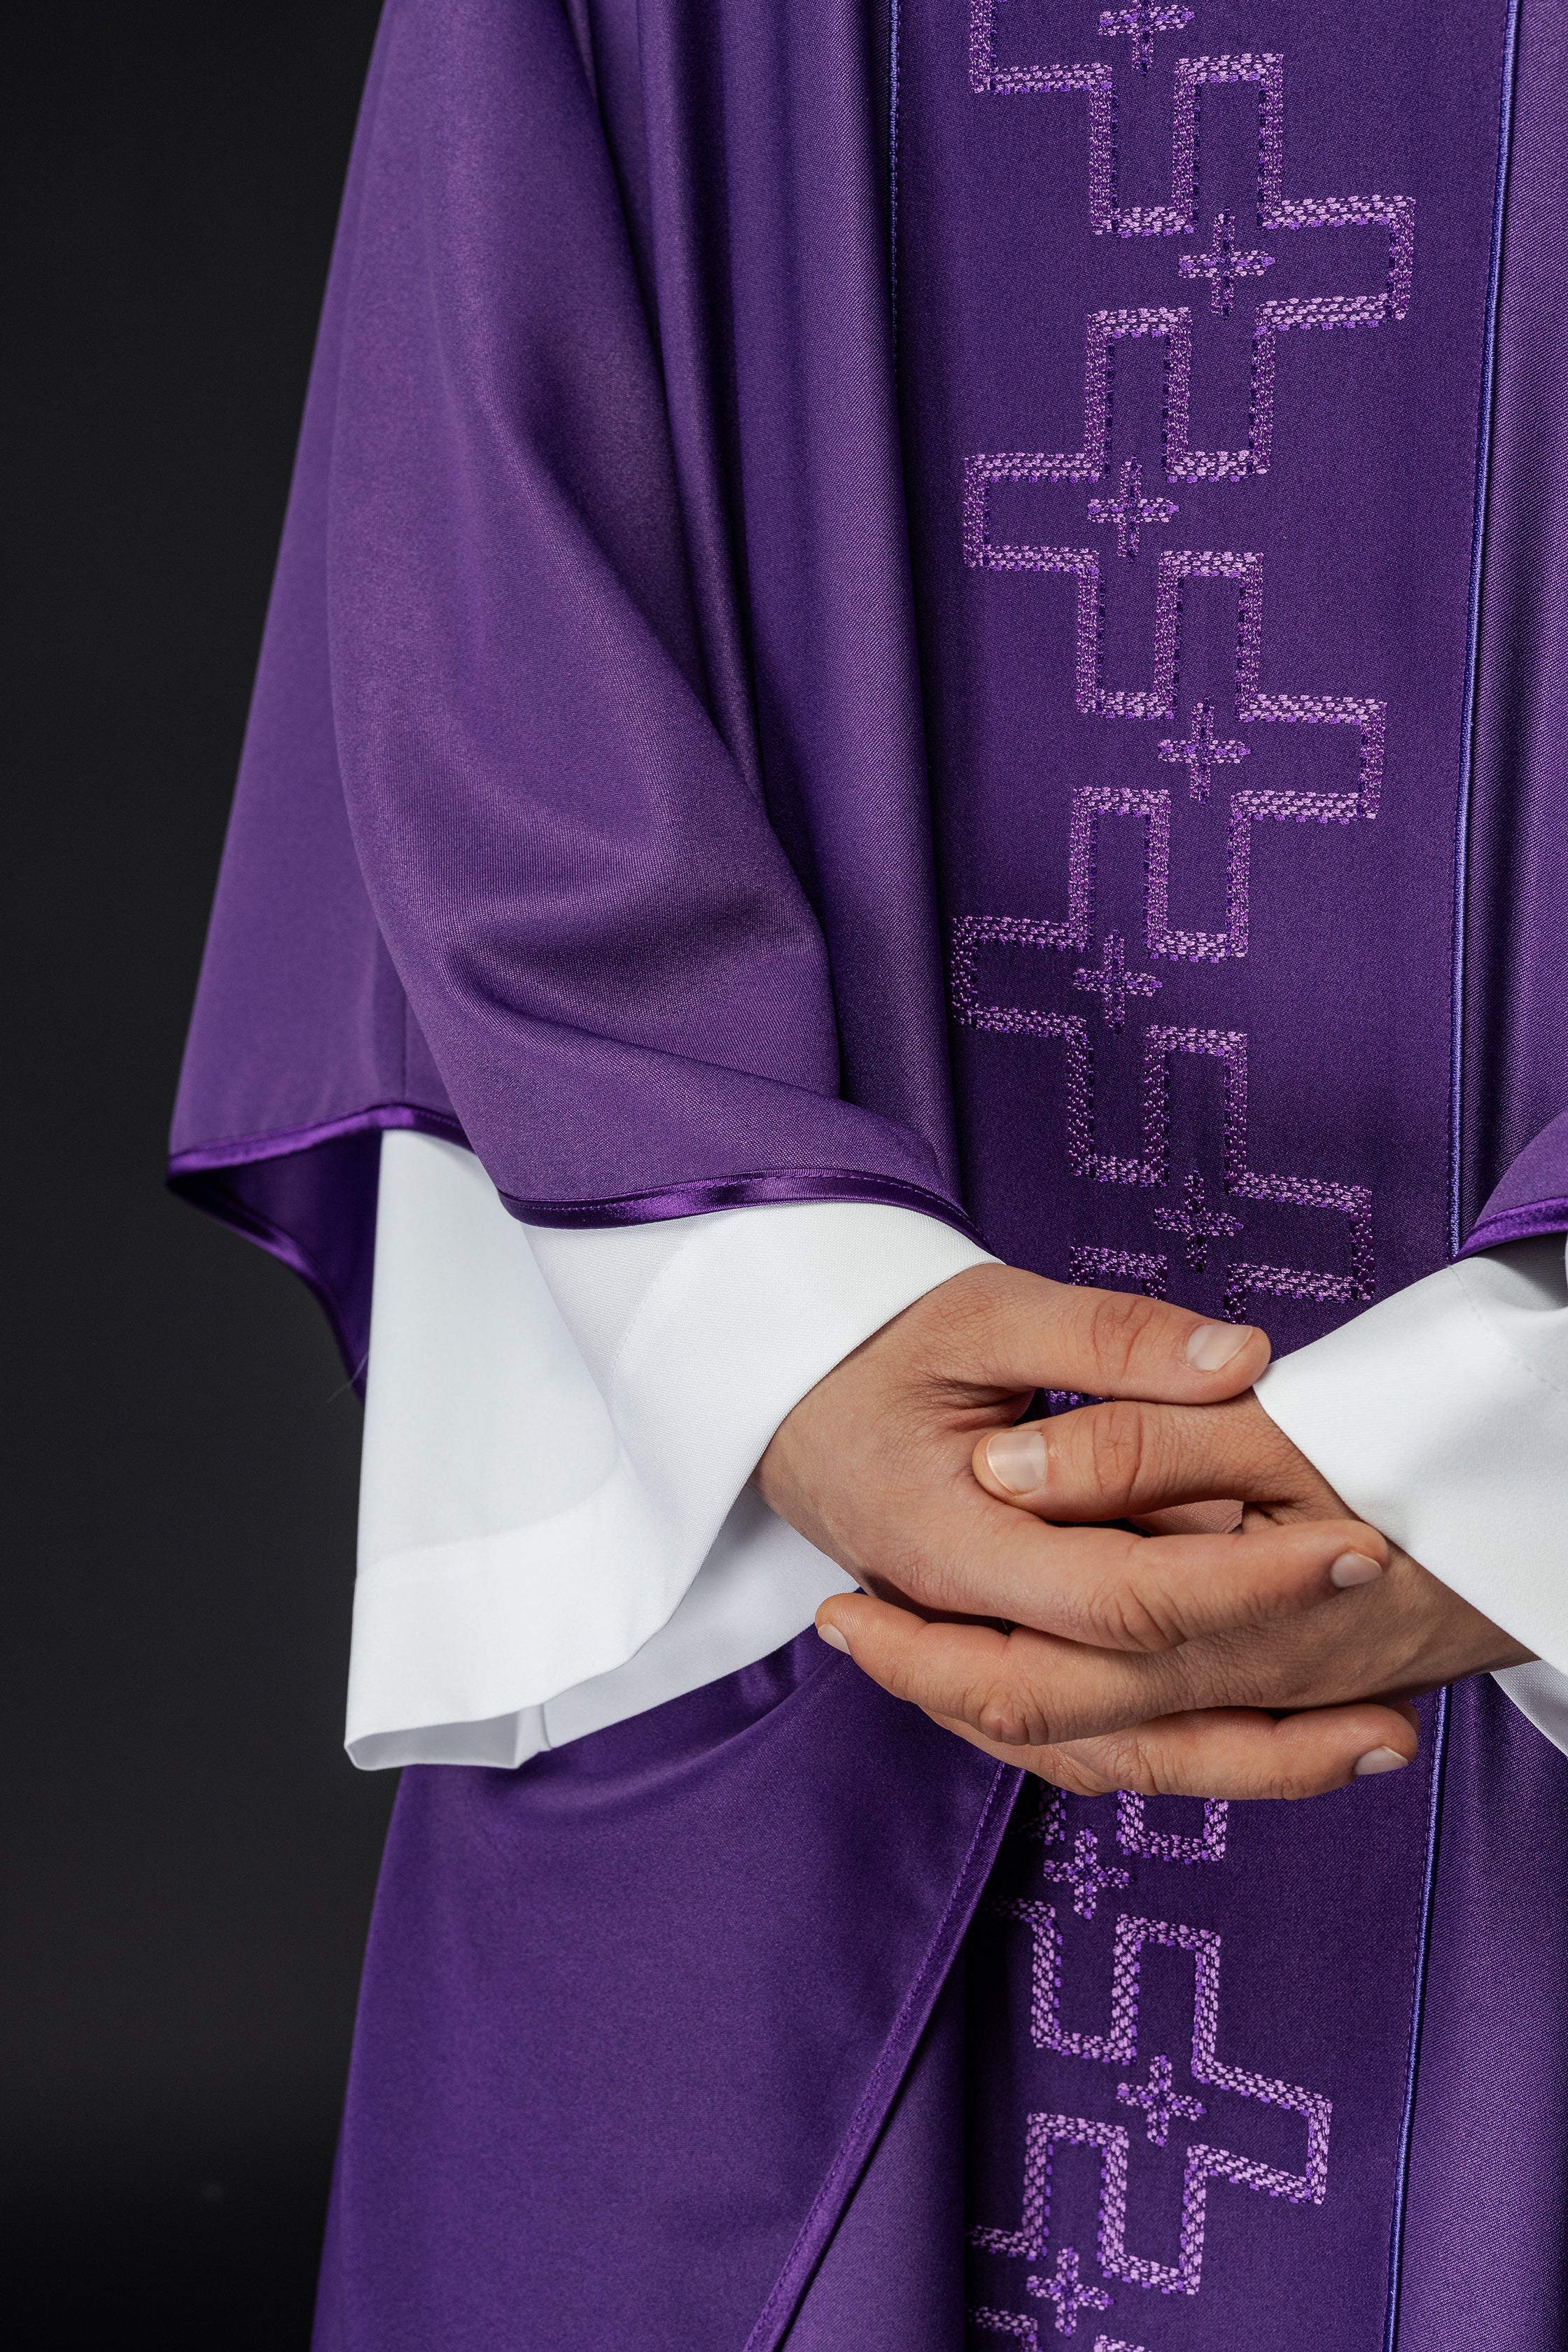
[
  {"left": 1084, "top": 1288, "right": 1164, "bottom": 1385},
  {"left": 1082, "top": 1399, "right": 1150, "bottom": 1497}
]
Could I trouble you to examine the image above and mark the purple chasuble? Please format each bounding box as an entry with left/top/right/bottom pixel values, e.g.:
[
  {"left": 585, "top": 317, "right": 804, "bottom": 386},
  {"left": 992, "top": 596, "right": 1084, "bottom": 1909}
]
[{"left": 166, "top": 0, "right": 1568, "bottom": 2345}]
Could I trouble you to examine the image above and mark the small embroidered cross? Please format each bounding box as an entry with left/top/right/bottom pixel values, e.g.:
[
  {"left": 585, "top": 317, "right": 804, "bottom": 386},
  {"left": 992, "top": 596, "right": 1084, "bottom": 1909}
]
[
  {"left": 1072, "top": 932, "right": 1161, "bottom": 1031},
  {"left": 1086, "top": 458, "right": 1178, "bottom": 561},
  {"left": 1028, "top": 2246, "right": 1114, "bottom": 2337},
  {"left": 1152, "top": 1171, "right": 1244, "bottom": 1273},
  {"left": 1178, "top": 210, "right": 1275, "bottom": 316},
  {"left": 1116, "top": 2052, "right": 1208, "bottom": 2148},
  {"left": 1157, "top": 701, "right": 1249, "bottom": 801},
  {"left": 1097, "top": 1, "right": 1194, "bottom": 74},
  {"left": 1042, "top": 1828, "right": 1130, "bottom": 1922}
]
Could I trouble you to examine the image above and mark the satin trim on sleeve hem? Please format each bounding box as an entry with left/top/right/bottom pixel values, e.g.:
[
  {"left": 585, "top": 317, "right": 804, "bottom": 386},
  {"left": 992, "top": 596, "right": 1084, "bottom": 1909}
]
[{"left": 1460, "top": 1195, "right": 1568, "bottom": 1254}]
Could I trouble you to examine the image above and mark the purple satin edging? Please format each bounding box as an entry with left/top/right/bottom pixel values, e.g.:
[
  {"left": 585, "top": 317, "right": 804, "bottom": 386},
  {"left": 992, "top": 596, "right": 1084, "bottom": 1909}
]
[
  {"left": 498, "top": 1167, "right": 984, "bottom": 1245},
  {"left": 1382, "top": 1683, "right": 1454, "bottom": 2352},
  {"left": 1450, "top": 0, "right": 1523, "bottom": 1261},
  {"left": 167, "top": 1102, "right": 468, "bottom": 1175},
  {"left": 1458, "top": 1194, "right": 1568, "bottom": 1256},
  {"left": 168, "top": 1165, "right": 371, "bottom": 1387},
  {"left": 742, "top": 1760, "right": 1023, "bottom": 2352},
  {"left": 167, "top": 1105, "right": 467, "bottom": 1388}
]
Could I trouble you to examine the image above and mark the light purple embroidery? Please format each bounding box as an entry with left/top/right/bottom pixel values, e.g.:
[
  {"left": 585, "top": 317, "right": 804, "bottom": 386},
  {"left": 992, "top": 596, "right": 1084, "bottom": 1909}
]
[
  {"left": 1178, "top": 210, "right": 1274, "bottom": 314},
  {"left": 1030, "top": 2244, "right": 1114, "bottom": 2335},
  {"left": 1086, "top": 458, "right": 1178, "bottom": 559},
  {"left": 1152, "top": 1170, "right": 1242, "bottom": 1270},
  {"left": 947, "top": 991, "right": 1374, "bottom": 1310},
  {"left": 969, "top": 2309, "right": 1040, "bottom": 2348},
  {"left": 1157, "top": 702, "right": 1247, "bottom": 802},
  {"left": 962, "top": 528, "right": 1389, "bottom": 795},
  {"left": 1073, "top": 932, "right": 1162, "bottom": 1029},
  {"left": 1021, "top": 1783, "right": 1069, "bottom": 1846},
  {"left": 972, "top": 1912, "right": 1332, "bottom": 2292},
  {"left": 963, "top": 304, "right": 1184, "bottom": 496},
  {"left": 1068, "top": 1246, "right": 1170, "bottom": 1301},
  {"left": 1098, "top": 4, "right": 1194, "bottom": 77},
  {"left": 1117, "top": 2053, "right": 1206, "bottom": 2146},
  {"left": 1116, "top": 1792, "right": 1228, "bottom": 1863},
  {"left": 1042, "top": 1830, "right": 1132, "bottom": 1922}
]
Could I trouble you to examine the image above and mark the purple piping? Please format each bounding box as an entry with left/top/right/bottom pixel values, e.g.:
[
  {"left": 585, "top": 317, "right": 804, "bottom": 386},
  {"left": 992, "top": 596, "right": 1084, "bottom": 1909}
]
[
  {"left": 500, "top": 1166, "right": 983, "bottom": 1242},
  {"left": 167, "top": 1102, "right": 468, "bottom": 1175},
  {"left": 167, "top": 1166, "right": 371, "bottom": 1386},
  {"left": 743, "top": 1760, "right": 1022, "bottom": 2352},
  {"left": 1382, "top": 1684, "right": 1452, "bottom": 2352},
  {"left": 1450, "top": 0, "right": 1523, "bottom": 1259},
  {"left": 170, "top": 1114, "right": 980, "bottom": 1245},
  {"left": 1459, "top": 1195, "right": 1568, "bottom": 1256}
]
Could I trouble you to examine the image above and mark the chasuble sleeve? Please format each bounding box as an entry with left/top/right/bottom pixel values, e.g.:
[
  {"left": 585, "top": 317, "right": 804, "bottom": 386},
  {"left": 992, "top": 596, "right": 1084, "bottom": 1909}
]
[
  {"left": 345, "top": 1131, "right": 990, "bottom": 1768},
  {"left": 169, "top": 0, "right": 971, "bottom": 1379}
]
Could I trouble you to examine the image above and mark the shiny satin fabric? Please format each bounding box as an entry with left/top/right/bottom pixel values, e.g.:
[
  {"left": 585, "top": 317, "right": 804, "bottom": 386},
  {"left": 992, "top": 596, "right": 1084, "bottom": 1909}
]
[
  {"left": 310, "top": 1635, "right": 1014, "bottom": 2351},
  {"left": 162, "top": 2, "right": 1568, "bottom": 2343},
  {"left": 313, "top": 1651, "right": 1568, "bottom": 2352},
  {"left": 169, "top": 0, "right": 1568, "bottom": 1369}
]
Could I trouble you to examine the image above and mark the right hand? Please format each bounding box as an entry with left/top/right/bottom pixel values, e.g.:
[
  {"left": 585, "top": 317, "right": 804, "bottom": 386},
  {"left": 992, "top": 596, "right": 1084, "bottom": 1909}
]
[{"left": 755, "top": 1264, "right": 1418, "bottom": 1798}]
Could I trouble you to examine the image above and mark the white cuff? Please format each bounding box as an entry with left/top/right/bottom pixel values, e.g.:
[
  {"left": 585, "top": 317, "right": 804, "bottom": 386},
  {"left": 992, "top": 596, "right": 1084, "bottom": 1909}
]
[
  {"left": 346, "top": 1132, "right": 994, "bottom": 1766},
  {"left": 1254, "top": 1236, "right": 1568, "bottom": 1749}
]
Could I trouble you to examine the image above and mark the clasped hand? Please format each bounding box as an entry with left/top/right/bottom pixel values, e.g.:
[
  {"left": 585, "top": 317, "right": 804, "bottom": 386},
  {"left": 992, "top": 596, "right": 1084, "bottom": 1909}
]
[{"left": 756, "top": 1266, "right": 1529, "bottom": 1800}]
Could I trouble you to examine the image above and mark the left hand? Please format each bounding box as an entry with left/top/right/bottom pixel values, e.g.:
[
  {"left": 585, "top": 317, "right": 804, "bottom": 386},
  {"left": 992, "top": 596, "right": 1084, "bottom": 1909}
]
[{"left": 817, "top": 1390, "right": 1532, "bottom": 1798}]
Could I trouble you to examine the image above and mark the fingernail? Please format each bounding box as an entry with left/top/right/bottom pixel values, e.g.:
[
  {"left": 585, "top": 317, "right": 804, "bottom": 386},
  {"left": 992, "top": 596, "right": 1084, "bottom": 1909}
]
[
  {"left": 1186, "top": 1320, "right": 1256, "bottom": 1372},
  {"left": 1330, "top": 1550, "right": 1383, "bottom": 1589},
  {"left": 985, "top": 1427, "right": 1048, "bottom": 1495},
  {"left": 816, "top": 1623, "right": 850, "bottom": 1653},
  {"left": 1354, "top": 1746, "right": 1409, "bottom": 1777}
]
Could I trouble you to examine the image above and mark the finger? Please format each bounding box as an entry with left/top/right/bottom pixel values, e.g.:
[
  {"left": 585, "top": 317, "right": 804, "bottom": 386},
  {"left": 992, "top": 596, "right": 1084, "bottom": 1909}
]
[
  {"left": 916, "top": 1504, "right": 1386, "bottom": 1651},
  {"left": 816, "top": 1592, "right": 1170, "bottom": 1745},
  {"left": 974, "top": 1391, "right": 1336, "bottom": 1521},
  {"left": 932, "top": 1700, "right": 1420, "bottom": 1802},
  {"left": 954, "top": 1266, "right": 1270, "bottom": 1406}
]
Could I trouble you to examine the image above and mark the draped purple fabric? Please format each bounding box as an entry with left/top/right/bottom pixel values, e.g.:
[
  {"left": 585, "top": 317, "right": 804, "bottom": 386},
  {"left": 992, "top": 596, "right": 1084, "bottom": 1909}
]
[
  {"left": 161, "top": 0, "right": 1568, "bottom": 2344},
  {"left": 309, "top": 1637, "right": 1013, "bottom": 2352},
  {"left": 169, "top": 0, "right": 1568, "bottom": 1368}
]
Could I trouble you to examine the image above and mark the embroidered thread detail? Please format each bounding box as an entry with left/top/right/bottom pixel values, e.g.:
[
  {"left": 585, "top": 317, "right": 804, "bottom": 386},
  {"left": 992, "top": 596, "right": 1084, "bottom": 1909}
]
[
  {"left": 1021, "top": 1784, "right": 1070, "bottom": 1846},
  {"left": 1073, "top": 932, "right": 1162, "bottom": 1028},
  {"left": 1098, "top": 4, "right": 1194, "bottom": 77},
  {"left": 1068, "top": 1247, "right": 1170, "bottom": 1300},
  {"left": 970, "top": 1914, "right": 1333, "bottom": 2291},
  {"left": 1117, "top": 2053, "right": 1207, "bottom": 2146},
  {"left": 1178, "top": 211, "right": 1274, "bottom": 314},
  {"left": 1116, "top": 1792, "right": 1228, "bottom": 1863},
  {"left": 1158, "top": 702, "right": 1248, "bottom": 802},
  {"left": 1087, "top": 458, "right": 1178, "bottom": 559},
  {"left": 1030, "top": 2245, "right": 1114, "bottom": 2334},
  {"left": 969, "top": 2311, "right": 1041, "bottom": 2347},
  {"left": 1152, "top": 1170, "right": 1243, "bottom": 1269},
  {"left": 1042, "top": 1829, "right": 1132, "bottom": 1921}
]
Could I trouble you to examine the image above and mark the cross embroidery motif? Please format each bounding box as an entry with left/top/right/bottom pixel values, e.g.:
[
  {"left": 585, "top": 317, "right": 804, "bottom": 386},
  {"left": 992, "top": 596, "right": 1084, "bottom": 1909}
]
[
  {"left": 1178, "top": 211, "right": 1275, "bottom": 316},
  {"left": 1072, "top": 932, "right": 1161, "bottom": 1030},
  {"left": 1116, "top": 2053, "right": 1208, "bottom": 2147},
  {"left": 1097, "top": 2, "right": 1194, "bottom": 74},
  {"left": 1157, "top": 701, "right": 1250, "bottom": 801},
  {"left": 1086, "top": 459, "right": 1177, "bottom": 560},
  {"left": 1152, "top": 1171, "right": 1245, "bottom": 1272},
  {"left": 1029, "top": 2246, "right": 1114, "bottom": 2336},
  {"left": 1042, "top": 1829, "right": 1130, "bottom": 1921}
]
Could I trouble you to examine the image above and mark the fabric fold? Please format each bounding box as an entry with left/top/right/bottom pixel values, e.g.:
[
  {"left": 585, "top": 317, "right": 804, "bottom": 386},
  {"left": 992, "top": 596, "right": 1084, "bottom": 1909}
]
[{"left": 346, "top": 1130, "right": 993, "bottom": 1766}]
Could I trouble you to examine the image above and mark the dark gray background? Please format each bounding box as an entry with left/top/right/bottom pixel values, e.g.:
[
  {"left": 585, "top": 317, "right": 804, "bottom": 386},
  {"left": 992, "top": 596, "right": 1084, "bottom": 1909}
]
[{"left": 7, "top": 6, "right": 393, "bottom": 2341}]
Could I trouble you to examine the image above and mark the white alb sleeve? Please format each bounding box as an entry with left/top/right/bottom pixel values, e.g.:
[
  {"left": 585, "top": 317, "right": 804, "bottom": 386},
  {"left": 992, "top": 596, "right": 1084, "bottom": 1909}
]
[
  {"left": 346, "top": 1129, "right": 995, "bottom": 1768},
  {"left": 1254, "top": 1235, "right": 1568, "bottom": 1756}
]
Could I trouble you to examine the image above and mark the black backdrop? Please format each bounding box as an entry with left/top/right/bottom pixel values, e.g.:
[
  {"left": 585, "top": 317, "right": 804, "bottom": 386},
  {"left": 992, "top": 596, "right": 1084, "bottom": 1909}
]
[{"left": 7, "top": 8, "right": 393, "bottom": 2343}]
